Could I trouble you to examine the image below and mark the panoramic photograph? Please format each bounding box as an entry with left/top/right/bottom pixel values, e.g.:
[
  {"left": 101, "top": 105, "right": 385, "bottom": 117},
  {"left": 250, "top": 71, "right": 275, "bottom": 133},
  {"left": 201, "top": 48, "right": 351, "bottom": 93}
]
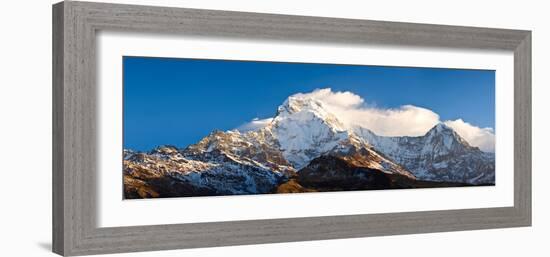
[{"left": 122, "top": 56, "right": 496, "bottom": 199}]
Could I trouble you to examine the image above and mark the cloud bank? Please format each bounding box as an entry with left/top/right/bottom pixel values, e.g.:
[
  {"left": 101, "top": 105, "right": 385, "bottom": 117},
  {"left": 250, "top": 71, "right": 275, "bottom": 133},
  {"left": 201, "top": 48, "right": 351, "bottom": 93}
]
[
  {"left": 444, "top": 119, "right": 495, "bottom": 152},
  {"left": 237, "top": 88, "right": 495, "bottom": 152}
]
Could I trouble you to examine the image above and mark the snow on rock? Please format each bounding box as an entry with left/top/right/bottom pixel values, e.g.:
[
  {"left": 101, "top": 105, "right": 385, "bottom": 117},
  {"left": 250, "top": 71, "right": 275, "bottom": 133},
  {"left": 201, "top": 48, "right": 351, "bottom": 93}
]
[
  {"left": 124, "top": 89, "right": 495, "bottom": 198},
  {"left": 268, "top": 96, "right": 348, "bottom": 169},
  {"left": 353, "top": 123, "right": 495, "bottom": 184}
]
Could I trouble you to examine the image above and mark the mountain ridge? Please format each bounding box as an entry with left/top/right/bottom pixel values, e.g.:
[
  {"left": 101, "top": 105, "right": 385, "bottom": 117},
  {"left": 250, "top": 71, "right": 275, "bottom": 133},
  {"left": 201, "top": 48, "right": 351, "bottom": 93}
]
[{"left": 123, "top": 92, "right": 495, "bottom": 198}]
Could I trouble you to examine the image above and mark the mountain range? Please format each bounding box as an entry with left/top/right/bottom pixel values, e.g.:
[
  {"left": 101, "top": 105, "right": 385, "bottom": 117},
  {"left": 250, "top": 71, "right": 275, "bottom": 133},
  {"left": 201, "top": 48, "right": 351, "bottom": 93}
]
[{"left": 123, "top": 93, "right": 495, "bottom": 199}]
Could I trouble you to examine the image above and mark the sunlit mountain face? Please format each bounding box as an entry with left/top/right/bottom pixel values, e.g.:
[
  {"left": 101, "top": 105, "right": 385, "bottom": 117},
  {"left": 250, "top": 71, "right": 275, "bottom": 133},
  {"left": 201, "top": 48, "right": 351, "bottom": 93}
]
[{"left": 123, "top": 89, "right": 495, "bottom": 199}]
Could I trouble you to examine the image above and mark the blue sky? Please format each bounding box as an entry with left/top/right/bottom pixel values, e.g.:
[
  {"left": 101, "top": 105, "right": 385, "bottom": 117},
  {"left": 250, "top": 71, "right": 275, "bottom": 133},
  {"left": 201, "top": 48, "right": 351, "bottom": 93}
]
[{"left": 123, "top": 56, "right": 495, "bottom": 151}]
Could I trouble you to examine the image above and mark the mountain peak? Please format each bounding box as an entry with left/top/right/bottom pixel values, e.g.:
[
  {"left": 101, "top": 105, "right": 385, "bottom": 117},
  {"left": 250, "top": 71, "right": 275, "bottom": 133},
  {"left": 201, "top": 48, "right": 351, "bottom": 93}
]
[
  {"left": 274, "top": 94, "right": 346, "bottom": 131},
  {"left": 268, "top": 94, "right": 350, "bottom": 169},
  {"left": 423, "top": 123, "right": 475, "bottom": 154},
  {"left": 277, "top": 95, "right": 325, "bottom": 116},
  {"left": 425, "top": 123, "right": 465, "bottom": 141},
  {"left": 429, "top": 123, "right": 453, "bottom": 133}
]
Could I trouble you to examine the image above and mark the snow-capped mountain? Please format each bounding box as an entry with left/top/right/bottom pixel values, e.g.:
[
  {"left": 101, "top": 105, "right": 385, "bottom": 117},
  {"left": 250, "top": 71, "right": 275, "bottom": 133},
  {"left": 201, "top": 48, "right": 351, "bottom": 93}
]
[
  {"left": 353, "top": 124, "right": 495, "bottom": 184},
  {"left": 124, "top": 144, "right": 288, "bottom": 198},
  {"left": 265, "top": 94, "right": 415, "bottom": 178},
  {"left": 268, "top": 96, "right": 349, "bottom": 169},
  {"left": 184, "top": 129, "right": 294, "bottom": 174},
  {"left": 123, "top": 91, "right": 495, "bottom": 198}
]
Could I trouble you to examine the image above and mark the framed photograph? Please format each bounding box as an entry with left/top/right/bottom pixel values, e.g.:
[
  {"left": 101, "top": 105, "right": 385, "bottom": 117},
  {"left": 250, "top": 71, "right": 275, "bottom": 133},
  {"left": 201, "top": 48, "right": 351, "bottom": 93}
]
[{"left": 52, "top": 1, "right": 531, "bottom": 256}]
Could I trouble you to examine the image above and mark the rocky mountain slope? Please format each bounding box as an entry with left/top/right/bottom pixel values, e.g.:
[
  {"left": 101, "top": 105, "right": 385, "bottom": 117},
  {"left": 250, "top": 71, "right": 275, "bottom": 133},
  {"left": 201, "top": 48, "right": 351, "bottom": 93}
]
[
  {"left": 353, "top": 123, "right": 495, "bottom": 184},
  {"left": 124, "top": 93, "right": 495, "bottom": 199}
]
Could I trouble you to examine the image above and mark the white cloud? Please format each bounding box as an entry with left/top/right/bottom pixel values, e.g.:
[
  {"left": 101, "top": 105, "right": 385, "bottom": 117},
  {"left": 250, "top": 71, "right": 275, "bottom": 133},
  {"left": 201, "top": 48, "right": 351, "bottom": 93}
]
[
  {"left": 236, "top": 88, "right": 495, "bottom": 152},
  {"left": 333, "top": 104, "right": 441, "bottom": 137},
  {"left": 444, "top": 119, "right": 495, "bottom": 152},
  {"left": 236, "top": 117, "right": 273, "bottom": 132},
  {"left": 294, "top": 89, "right": 441, "bottom": 137}
]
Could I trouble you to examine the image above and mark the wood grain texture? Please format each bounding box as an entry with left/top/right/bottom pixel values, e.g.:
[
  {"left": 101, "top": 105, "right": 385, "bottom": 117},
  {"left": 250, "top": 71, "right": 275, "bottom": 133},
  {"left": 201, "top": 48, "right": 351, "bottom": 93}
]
[
  {"left": 514, "top": 32, "right": 532, "bottom": 224},
  {"left": 52, "top": 1, "right": 532, "bottom": 256},
  {"left": 52, "top": 2, "right": 65, "bottom": 255}
]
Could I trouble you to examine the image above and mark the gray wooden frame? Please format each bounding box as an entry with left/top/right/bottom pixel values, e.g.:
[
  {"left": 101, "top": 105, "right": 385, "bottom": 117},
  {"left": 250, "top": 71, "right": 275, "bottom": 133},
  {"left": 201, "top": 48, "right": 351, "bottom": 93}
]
[{"left": 52, "top": 1, "right": 531, "bottom": 256}]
